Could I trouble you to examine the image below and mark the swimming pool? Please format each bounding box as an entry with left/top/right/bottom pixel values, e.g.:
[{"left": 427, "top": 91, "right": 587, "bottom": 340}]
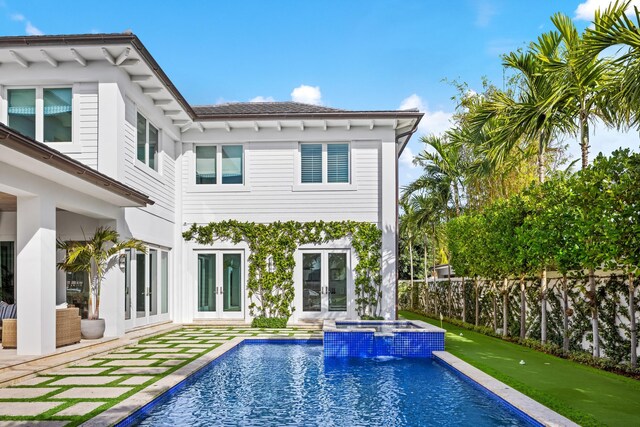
[{"left": 127, "top": 342, "right": 539, "bottom": 426}]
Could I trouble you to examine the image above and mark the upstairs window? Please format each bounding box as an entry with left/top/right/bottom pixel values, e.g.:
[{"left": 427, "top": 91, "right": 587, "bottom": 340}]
[
  {"left": 7, "top": 87, "right": 72, "bottom": 142},
  {"left": 137, "top": 113, "right": 159, "bottom": 171},
  {"left": 7, "top": 89, "right": 36, "bottom": 139},
  {"left": 327, "top": 143, "right": 349, "bottom": 183},
  {"left": 196, "top": 146, "right": 217, "bottom": 184},
  {"left": 300, "top": 143, "right": 350, "bottom": 184},
  {"left": 195, "top": 144, "right": 244, "bottom": 185},
  {"left": 301, "top": 144, "right": 322, "bottom": 183},
  {"left": 43, "top": 88, "right": 72, "bottom": 142}
]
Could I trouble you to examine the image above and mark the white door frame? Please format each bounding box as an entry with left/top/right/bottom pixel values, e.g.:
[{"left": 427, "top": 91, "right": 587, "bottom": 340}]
[
  {"left": 193, "top": 249, "right": 245, "bottom": 320},
  {"left": 294, "top": 248, "right": 353, "bottom": 321},
  {"left": 125, "top": 246, "right": 171, "bottom": 330}
]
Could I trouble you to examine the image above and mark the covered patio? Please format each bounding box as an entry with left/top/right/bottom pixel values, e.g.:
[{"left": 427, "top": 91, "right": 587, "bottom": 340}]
[{"left": 0, "top": 124, "right": 152, "bottom": 356}]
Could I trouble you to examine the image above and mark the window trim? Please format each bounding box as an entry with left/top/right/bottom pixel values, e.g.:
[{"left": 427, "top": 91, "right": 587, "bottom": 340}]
[
  {"left": 3, "top": 85, "right": 78, "bottom": 151},
  {"left": 188, "top": 143, "right": 249, "bottom": 192},
  {"left": 293, "top": 141, "right": 357, "bottom": 192},
  {"left": 134, "top": 110, "right": 162, "bottom": 174}
]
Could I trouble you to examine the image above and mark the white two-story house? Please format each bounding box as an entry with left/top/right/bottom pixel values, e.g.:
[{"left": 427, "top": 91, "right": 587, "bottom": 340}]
[{"left": 0, "top": 32, "right": 422, "bottom": 355}]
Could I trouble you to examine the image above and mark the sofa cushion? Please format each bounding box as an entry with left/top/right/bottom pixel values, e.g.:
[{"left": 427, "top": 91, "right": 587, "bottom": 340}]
[{"left": 0, "top": 302, "right": 16, "bottom": 320}]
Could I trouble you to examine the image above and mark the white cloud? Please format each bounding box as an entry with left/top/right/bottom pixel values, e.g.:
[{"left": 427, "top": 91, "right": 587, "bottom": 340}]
[
  {"left": 25, "top": 21, "right": 43, "bottom": 35},
  {"left": 575, "top": 0, "right": 640, "bottom": 21},
  {"left": 291, "top": 85, "right": 322, "bottom": 105},
  {"left": 10, "top": 13, "right": 24, "bottom": 21},
  {"left": 473, "top": 0, "right": 497, "bottom": 28},
  {"left": 249, "top": 96, "right": 275, "bottom": 103},
  {"left": 399, "top": 93, "right": 453, "bottom": 138}
]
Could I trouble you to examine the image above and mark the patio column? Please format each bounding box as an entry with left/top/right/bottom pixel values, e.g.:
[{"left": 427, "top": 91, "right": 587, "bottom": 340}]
[
  {"left": 380, "top": 140, "right": 397, "bottom": 320},
  {"left": 16, "top": 195, "right": 57, "bottom": 355},
  {"left": 100, "top": 217, "right": 126, "bottom": 338}
]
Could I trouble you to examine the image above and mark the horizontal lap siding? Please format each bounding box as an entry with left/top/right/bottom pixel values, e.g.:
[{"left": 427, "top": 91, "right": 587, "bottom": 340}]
[
  {"left": 59, "top": 86, "right": 98, "bottom": 168},
  {"left": 181, "top": 140, "right": 380, "bottom": 224},
  {"left": 122, "top": 97, "right": 175, "bottom": 222}
]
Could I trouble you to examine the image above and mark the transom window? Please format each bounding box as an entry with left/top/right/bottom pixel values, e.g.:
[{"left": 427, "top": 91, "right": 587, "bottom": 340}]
[
  {"left": 195, "top": 144, "right": 243, "bottom": 185},
  {"left": 300, "top": 143, "right": 350, "bottom": 184},
  {"left": 137, "top": 113, "right": 159, "bottom": 171},
  {"left": 7, "top": 87, "right": 72, "bottom": 142}
]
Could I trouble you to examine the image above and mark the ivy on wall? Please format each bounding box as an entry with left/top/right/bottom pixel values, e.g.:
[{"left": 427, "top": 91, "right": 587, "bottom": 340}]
[{"left": 183, "top": 220, "right": 382, "bottom": 320}]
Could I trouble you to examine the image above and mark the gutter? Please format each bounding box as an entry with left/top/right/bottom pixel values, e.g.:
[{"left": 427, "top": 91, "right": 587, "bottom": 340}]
[
  {"left": 194, "top": 111, "right": 425, "bottom": 121},
  {"left": 0, "top": 124, "right": 153, "bottom": 207}
]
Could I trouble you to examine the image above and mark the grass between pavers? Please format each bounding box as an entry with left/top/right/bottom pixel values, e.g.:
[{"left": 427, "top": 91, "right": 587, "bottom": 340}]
[
  {"left": 0, "top": 326, "right": 317, "bottom": 426},
  {"left": 400, "top": 310, "right": 640, "bottom": 427}
]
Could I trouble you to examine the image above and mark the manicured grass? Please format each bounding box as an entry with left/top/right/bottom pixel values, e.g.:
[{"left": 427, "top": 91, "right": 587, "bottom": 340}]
[{"left": 400, "top": 310, "right": 640, "bottom": 427}]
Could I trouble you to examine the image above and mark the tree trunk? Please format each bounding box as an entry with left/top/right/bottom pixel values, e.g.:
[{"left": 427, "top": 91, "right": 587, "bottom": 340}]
[
  {"left": 409, "top": 243, "right": 415, "bottom": 309},
  {"left": 475, "top": 278, "right": 480, "bottom": 326},
  {"left": 541, "top": 269, "right": 548, "bottom": 344},
  {"left": 447, "top": 265, "right": 452, "bottom": 317},
  {"left": 562, "top": 275, "right": 570, "bottom": 353},
  {"left": 423, "top": 239, "right": 429, "bottom": 313},
  {"left": 589, "top": 269, "right": 600, "bottom": 358},
  {"left": 520, "top": 277, "right": 526, "bottom": 340},
  {"left": 492, "top": 284, "right": 498, "bottom": 332},
  {"left": 453, "top": 182, "right": 461, "bottom": 217},
  {"left": 629, "top": 273, "right": 637, "bottom": 368},
  {"left": 580, "top": 108, "right": 589, "bottom": 170},
  {"left": 462, "top": 277, "right": 466, "bottom": 323},
  {"left": 503, "top": 278, "right": 509, "bottom": 337},
  {"left": 538, "top": 133, "right": 546, "bottom": 184}
]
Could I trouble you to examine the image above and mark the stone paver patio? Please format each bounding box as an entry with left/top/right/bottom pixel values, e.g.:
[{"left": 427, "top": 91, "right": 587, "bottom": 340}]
[{"left": 0, "top": 327, "right": 320, "bottom": 426}]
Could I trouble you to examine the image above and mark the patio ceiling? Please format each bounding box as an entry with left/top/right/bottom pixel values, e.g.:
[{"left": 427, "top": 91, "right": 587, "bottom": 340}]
[{"left": 0, "top": 192, "right": 16, "bottom": 212}]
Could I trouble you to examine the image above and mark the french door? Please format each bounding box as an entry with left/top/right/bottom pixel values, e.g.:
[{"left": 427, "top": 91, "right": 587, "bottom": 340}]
[
  {"left": 298, "top": 251, "right": 349, "bottom": 319},
  {"left": 125, "top": 247, "right": 170, "bottom": 329},
  {"left": 195, "top": 251, "right": 244, "bottom": 320}
]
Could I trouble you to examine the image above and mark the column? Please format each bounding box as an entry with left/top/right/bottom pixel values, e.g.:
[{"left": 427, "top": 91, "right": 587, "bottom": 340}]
[
  {"left": 16, "top": 195, "right": 56, "bottom": 355},
  {"left": 100, "top": 217, "right": 126, "bottom": 337},
  {"left": 380, "top": 140, "right": 398, "bottom": 320}
]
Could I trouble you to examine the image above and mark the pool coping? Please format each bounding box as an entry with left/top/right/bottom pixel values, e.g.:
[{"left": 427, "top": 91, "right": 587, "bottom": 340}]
[
  {"left": 433, "top": 351, "right": 579, "bottom": 427},
  {"left": 81, "top": 336, "right": 577, "bottom": 427},
  {"left": 322, "top": 318, "right": 446, "bottom": 333}
]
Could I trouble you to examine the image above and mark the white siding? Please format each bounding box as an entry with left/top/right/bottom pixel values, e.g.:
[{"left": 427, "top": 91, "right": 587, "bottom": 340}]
[
  {"left": 122, "top": 97, "right": 175, "bottom": 223},
  {"left": 181, "top": 140, "right": 380, "bottom": 223},
  {"left": 72, "top": 83, "right": 99, "bottom": 168}
]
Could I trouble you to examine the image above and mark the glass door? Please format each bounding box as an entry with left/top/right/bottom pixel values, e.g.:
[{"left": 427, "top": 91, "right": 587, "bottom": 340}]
[
  {"left": 127, "top": 247, "right": 170, "bottom": 329},
  {"left": 196, "top": 251, "right": 244, "bottom": 319},
  {"left": 0, "top": 242, "right": 15, "bottom": 304},
  {"left": 299, "top": 251, "right": 349, "bottom": 318}
]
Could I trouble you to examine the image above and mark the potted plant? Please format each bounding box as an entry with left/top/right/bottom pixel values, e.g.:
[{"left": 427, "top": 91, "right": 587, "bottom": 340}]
[{"left": 58, "top": 226, "right": 145, "bottom": 339}]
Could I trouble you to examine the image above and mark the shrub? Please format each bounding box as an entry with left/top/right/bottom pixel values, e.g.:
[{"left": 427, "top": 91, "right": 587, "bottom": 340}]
[
  {"left": 251, "top": 316, "right": 288, "bottom": 328},
  {"left": 361, "top": 315, "right": 385, "bottom": 320}
]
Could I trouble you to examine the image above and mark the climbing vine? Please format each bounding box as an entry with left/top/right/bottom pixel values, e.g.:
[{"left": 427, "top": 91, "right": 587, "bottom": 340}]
[{"left": 183, "top": 220, "right": 382, "bottom": 321}]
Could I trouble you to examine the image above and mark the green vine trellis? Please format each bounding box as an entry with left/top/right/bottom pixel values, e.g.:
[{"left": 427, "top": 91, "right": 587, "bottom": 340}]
[{"left": 183, "top": 220, "right": 382, "bottom": 321}]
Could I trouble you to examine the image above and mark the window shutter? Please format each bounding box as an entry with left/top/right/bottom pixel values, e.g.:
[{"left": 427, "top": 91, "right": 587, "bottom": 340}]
[
  {"left": 301, "top": 144, "right": 322, "bottom": 183},
  {"left": 327, "top": 144, "right": 349, "bottom": 183}
]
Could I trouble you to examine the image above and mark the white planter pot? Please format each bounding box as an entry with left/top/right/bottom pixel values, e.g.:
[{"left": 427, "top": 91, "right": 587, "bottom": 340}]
[{"left": 81, "top": 319, "right": 105, "bottom": 339}]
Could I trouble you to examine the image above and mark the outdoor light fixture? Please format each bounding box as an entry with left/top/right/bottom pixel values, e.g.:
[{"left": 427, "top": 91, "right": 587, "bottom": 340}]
[
  {"left": 118, "top": 253, "right": 127, "bottom": 271},
  {"left": 267, "top": 255, "right": 275, "bottom": 273}
]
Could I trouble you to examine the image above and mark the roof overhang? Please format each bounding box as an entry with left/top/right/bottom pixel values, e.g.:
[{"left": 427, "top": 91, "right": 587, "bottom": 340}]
[{"left": 0, "top": 124, "right": 153, "bottom": 207}]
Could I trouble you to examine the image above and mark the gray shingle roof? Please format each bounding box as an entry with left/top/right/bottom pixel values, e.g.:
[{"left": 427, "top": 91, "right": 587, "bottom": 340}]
[{"left": 192, "top": 102, "right": 346, "bottom": 116}]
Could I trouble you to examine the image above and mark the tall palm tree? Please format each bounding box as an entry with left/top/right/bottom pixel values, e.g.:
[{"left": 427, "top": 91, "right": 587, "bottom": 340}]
[
  {"left": 399, "top": 200, "right": 418, "bottom": 309},
  {"left": 535, "top": 13, "right": 615, "bottom": 169},
  {"left": 470, "top": 50, "right": 573, "bottom": 344}
]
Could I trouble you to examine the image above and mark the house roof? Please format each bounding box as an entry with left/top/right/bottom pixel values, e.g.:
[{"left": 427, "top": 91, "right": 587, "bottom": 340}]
[
  {"left": 193, "top": 102, "right": 346, "bottom": 116},
  {"left": 0, "top": 123, "right": 154, "bottom": 207},
  {"left": 0, "top": 32, "right": 423, "bottom": 123}
]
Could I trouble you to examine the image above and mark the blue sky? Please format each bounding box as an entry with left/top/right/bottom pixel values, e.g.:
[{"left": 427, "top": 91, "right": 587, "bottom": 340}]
[{"left": 1, "top": 0, "right": 638, "bottom": 186}]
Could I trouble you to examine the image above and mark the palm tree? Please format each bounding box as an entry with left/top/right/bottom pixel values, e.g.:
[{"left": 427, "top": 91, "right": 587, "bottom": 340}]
[
  {"left": 470, "top": 50, "right": 573, "bottom": 344},
  {"left": 399, "top": 200, "right": 418, "bottom": 309},
  {"left": 535, "top": 13, "right": 615, "bottom": 169},
  {"left": 58, "top": 226, "right": 146, "bottom": 320}
]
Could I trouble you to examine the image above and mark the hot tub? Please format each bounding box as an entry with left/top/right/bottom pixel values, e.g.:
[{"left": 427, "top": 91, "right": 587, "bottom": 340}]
[{"left": 323, "top": 319, "right": 445, "bottom": 358}]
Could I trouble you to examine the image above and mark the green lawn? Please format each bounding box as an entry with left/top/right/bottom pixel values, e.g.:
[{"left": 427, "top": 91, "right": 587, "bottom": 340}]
[{"left": 400, "top": 310, "right": 640, "bottom": 427}]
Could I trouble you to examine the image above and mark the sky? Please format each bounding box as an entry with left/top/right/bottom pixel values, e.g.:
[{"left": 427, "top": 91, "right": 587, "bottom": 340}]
[{"left": 1, "top": 0, "right": 638, "bottom": 187}]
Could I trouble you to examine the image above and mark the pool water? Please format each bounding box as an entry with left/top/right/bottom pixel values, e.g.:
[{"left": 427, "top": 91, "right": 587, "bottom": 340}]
[
  {"left": 335, "top": 321, "right": 420, "bottom": 333},
  {"left": 134, "top": 343, "right": 536, "bottom": 427}
]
